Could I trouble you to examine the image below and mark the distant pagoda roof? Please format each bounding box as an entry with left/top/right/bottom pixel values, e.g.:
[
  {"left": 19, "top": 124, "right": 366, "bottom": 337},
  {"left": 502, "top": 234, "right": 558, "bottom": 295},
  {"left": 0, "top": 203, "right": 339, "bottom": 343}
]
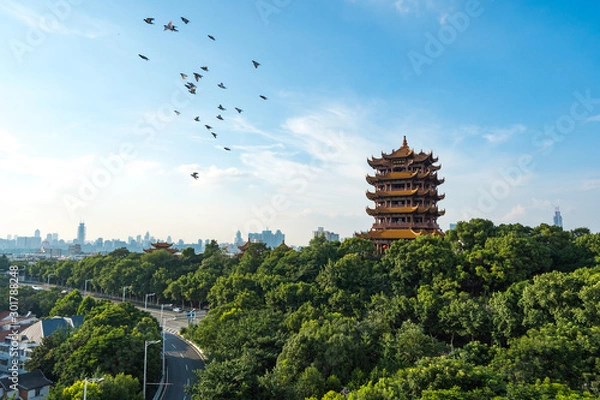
[
  {"left": 275, "top": 240, "right": 291, "bottom": 251},
  {"left": 237, "top": 239, "right": 252, "bottom": 252},
  {"left": 144, "top": 242, "right": 178, "bottom": 254}
]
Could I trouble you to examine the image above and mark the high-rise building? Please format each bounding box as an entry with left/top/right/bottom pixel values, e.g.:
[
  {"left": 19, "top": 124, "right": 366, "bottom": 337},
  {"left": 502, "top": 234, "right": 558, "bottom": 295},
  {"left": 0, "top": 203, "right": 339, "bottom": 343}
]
[
  {"left": 233, "top": 230, "right": 244, "bottom": 247},
  {"left": 357, "top": 136, "right": 445, "bottom": 252},
  {"left": 248, "top": 229, "right": 285, "bottom": 249},
  {"left": 553, "top": 207, "right": 563, "bottom": 228},
  {"left": 77, "top": 222, "right": 86, "bottom": 245},
  {"left": 313, "top": 227, "right": 340, "bottom": 242},
  {"left": 34, "top": 229, "right": 41, "bottom": 238}
]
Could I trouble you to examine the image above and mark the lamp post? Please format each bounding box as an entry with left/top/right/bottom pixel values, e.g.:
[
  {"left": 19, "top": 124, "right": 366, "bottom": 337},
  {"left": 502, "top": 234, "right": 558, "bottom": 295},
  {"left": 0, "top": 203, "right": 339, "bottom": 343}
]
[
  {"left": 159, "top": 303, "right": 171, "bottom": 381},
  {"left": 47, "top": 273, "right": 56, "bottom": 287},
  {"left": 84, "top": 279, "right": 92, "bottom": 295},
  {"left": 144, "top": 340, "right": 161, "bottom": 398},
  {"left": 83, "top": 377, "right": 104, "bottom": 400},
  {"left": 159, "top": 303, "right": 172, "bottom": 322},
  {"left": 122, "top": 285, "right": 132, "bottom": 302},
  {"left": 162, "top": 317, "right": 166, "bottom": 381},
  {"left": 145, "top": 293, "right": 156, "bottom": 310}
]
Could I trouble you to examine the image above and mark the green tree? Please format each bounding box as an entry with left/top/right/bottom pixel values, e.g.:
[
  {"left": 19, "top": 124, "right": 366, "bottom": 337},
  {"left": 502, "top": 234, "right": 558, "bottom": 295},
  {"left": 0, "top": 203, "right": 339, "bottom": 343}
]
[{"left": 48, "top": 289, "right": 83, "bottom": 317}]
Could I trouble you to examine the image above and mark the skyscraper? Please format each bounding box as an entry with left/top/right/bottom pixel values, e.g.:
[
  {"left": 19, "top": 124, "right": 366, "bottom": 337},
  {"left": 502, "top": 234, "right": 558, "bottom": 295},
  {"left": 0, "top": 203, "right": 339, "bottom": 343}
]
[
  {"left": 553, "top": 207, "right": 563, "bottom": 228},
  {"left": 77, "top": 222, "right": 86, "bottom": 245}
]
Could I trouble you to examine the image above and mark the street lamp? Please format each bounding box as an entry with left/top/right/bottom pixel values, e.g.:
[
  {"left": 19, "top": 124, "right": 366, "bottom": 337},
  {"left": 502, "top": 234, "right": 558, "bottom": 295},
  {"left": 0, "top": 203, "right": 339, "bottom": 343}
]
[
  {"left": 159, "top": 303, "right": 172, "bottom": 382},
  {"left": 84, "top": 279, "right": 92, "bottom": 295},
  {"left": 47, "top": 273, "right": 56, "bottom": 287},
  {"left": 145, "top": 293, "right": 156, "bottom": 310},
  {"left": 144, "top": 340, "right": 161, "bottom": 398},
  {"left": 161, "top": 317, "right": 167, "bottom": 381},
  {"left": 160, "top": 303, "right": 172, "bottom": 322},
  {"left": 122, "top": 285, "right": 132, "bottom": 302},
  {"left": 83, "top": 377, "right": 104, "bottom": 400}
]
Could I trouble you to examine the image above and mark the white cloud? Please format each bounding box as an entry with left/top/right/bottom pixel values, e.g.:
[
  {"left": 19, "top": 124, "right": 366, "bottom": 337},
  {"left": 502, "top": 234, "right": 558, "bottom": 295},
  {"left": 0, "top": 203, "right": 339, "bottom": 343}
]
[
  {"left": 0, "top": 130, "right": 20, "bottom": 154},
  {"left": 125, "top": 160, "right": 164, "bottom": 177},
  {"left": 451, "top": 123, "right": 527, "bottom": 144},
  {"left": 0, "top": 1, "right": 111, "bottom": 39},
  {"left": 585, "top": 115, "right": 600, "bottom": 123},
  {"left": 581, "top": 179, "right": 600, "bottom": 191},
  {"left": 501, "top": 204, "right": 526, "bottom": 222},
  {"left": 531, "top": 198, "right": 553, "bottom": 209},
  {"left": 176, "top": 164, "right": 253, "bottom": 187}
]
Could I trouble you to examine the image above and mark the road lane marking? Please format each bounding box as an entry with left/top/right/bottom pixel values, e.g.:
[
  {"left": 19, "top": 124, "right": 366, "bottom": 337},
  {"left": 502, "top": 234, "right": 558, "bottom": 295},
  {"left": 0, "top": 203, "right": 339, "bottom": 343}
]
[{"left": 185, "top": 364, "right": 188, "bottom": 371}]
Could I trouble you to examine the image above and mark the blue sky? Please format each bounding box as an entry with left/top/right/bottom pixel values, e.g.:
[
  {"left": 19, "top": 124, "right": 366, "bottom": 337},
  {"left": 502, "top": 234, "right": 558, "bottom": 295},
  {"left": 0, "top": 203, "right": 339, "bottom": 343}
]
[{"left": 1, "top": 0, "right": 599, "bottom": 246}]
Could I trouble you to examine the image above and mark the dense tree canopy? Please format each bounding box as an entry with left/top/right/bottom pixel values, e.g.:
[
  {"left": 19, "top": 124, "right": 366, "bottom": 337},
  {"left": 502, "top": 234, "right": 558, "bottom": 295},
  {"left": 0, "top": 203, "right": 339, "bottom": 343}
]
[{"left": 16, "top": 220, "right": 600, "bottom": 399}]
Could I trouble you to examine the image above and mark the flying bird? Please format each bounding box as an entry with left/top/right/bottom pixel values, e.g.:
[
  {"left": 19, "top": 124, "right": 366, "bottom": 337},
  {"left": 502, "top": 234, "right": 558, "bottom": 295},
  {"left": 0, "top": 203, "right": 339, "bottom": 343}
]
[
  {"left": 193, "top": 72, "right": 203, "bottom": 81},
  {"left": 259, "top": 95, "right": 268, "bottom": 100},
  {"left": 205, "top": 125, "right": 213, "bottom": 130},
  {"left": 194, "top": 116, "right": 200, "bottom": 122},
  {"left": 208, "top": 34, "right": 215, "bottom": 41},
  {"left": 188, "top": 87, "right": 196, "bottom": 95},
  {"left": 216, "top": 114, "right": 224, "bottom": 120},
  {"left": 138, "top": 54, "right": 149, "bottom": 61},
  {"left": 185, "top": 82, "right": 196, "bottom": 89},
  {"left": 143, "top": 18, "right": 155, "bottom": 24},
  {"left": 252, "top": 60, "right": 260, "bottom": 68},
  {"left": 217, "top": 82, "right": 226, "bottom": 89},
  {"left": 191, "top": 172, "right": 199, "bottom": 179},
  {"left": 174, "top": 110, "right": 181, "bottom": 115},
  {"left": 200, "top": 66, "right": 209, "bottom": 72},
  {"left": 181, "top": 17, "right": 190, "bottom": 24},
  {"left": 224, "top": 147, "right": 231, "bottom": 151},
  {"left": 218, "top": 104, "right": 226, "bottom": 111},
  {"left": 235, "top": 107, "right": 243, "bottom": 113},
  {"left": 211, "top": 132, "right": 217, "bottom": 138},
  {"left": 164, "top": 21, "right": 178, "bottom": 31},
  {"left": 180, "top": 73, "right": 188, "bottom": 80}
]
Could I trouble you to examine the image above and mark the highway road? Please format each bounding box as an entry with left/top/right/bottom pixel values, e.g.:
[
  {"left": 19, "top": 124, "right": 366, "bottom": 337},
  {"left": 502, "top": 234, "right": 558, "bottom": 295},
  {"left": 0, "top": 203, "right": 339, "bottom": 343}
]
[
  {"left": 160, "top": 332, "right": 205, "bottom": 400},
  {"left": 19, "top": 282, "right": 207, "bottom": 400}
]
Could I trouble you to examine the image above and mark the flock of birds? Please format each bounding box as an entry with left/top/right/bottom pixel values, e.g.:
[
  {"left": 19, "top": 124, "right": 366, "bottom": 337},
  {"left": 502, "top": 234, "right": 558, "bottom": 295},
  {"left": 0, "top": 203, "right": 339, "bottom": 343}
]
[{"left": 136, "top": 16, "right": 268, "bottom": 180}]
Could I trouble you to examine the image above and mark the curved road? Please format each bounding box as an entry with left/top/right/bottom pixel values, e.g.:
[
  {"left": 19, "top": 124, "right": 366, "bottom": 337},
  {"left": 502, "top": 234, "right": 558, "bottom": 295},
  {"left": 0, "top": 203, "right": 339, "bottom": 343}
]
[
  {"left": 144, "top": 309, "right": 206, "bottom": 400},
  {"left": 20, "top": 282, "right": 206, "bottom": 400},
  {"left": 161, "top": 332, "right": 205, "bottom": 400}
]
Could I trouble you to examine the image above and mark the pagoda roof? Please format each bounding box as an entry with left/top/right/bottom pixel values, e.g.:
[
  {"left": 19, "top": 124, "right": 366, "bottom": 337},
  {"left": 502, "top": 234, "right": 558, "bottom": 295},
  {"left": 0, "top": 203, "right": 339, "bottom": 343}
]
[
  {"left": 366, "top": 169, "right": 445, "bottom": 185},
  {"left": 275, "top": 241, "right": 291, "bottom": 250},
  {"left": 238, "top": 239, "right": 252, "bottom": 252},
  {"left": 366, "top": 189, "right": 445, "bottom": 200},
  {"left": 368, "top": 136, "right": 438, "bottom": 167},
  {"left": 366, "top": 206, "right": 445, "bottom": 216},
  {"left": 356, "top": 228, "right": 421, "bottom": 240},
  {"left": 356, "top": 226, "right": 444, "bottom": 241},
  {"left": 144, "top": 242, "right": 178, "bottom": 253},
  {"left": 150, "top": 242, "right": 174, "bottom": 248}
]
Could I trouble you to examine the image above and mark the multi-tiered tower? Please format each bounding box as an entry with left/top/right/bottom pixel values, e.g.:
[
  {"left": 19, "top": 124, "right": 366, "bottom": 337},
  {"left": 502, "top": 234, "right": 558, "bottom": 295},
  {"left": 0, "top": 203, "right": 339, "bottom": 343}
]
[{"left": 358, "top": 136, "right": 445, "bottom": 252}]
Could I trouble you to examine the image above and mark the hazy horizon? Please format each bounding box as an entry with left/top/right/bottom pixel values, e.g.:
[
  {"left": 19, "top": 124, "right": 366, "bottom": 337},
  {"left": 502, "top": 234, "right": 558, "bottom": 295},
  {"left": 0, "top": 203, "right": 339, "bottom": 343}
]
[{"left": 2, "top": 1, "right": 599, "bottom": 246}]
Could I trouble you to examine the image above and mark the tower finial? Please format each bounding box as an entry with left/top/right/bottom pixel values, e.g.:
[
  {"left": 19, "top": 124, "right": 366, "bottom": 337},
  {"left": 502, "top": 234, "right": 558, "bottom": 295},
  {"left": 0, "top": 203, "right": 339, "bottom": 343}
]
[{"left": 402, "top": 136, "right": 408, "bottom": 148}]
